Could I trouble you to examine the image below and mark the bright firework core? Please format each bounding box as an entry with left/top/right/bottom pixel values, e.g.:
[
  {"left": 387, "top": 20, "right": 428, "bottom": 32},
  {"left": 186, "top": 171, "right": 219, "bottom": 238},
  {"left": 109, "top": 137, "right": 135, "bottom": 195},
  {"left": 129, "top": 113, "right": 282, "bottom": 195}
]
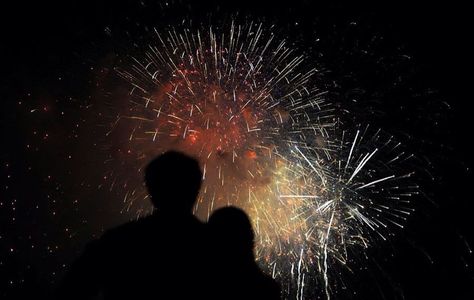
[{"left": 109, "top": 22, "right": 417, "bottom": 298}]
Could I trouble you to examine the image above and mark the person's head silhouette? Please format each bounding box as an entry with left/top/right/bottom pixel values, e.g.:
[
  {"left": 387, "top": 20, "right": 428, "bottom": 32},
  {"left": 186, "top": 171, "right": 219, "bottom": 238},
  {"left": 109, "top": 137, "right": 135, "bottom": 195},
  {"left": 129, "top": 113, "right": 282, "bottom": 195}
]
[
  {"left": 209, "top": 206, "right": 281, "bottom": 299},
  {"left": 209, "top": 206, "right": 255, "bottom": 260},
  {"left": 145, "top": 151, "right": 202, "bottom": 215}
]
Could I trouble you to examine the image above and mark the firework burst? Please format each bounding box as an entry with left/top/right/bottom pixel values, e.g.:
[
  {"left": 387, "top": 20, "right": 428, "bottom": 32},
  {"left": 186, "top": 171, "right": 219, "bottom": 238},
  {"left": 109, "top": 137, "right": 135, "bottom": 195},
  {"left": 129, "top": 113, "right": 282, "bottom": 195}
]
[{"left": 102, "top": 22, "right": 418, "bottom": 299}]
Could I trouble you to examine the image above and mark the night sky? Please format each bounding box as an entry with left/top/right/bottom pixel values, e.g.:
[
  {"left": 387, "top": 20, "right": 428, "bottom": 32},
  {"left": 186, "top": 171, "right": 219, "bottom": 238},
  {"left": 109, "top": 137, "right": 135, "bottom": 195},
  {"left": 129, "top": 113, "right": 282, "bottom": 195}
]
[{"left": 1, "top": 1, "right": 473, "bottom": 299}]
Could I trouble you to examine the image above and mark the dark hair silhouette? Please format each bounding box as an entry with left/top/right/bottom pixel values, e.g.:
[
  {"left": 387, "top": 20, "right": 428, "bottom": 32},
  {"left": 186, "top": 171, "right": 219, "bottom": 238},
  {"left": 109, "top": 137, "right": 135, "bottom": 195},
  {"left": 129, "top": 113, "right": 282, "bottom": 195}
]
[
  {"left": 209, "top": 206, "right": 254, "bottom": 259},
  {"left": 209, "top": 206, "right": 281, "bottom": 300},
  {"left": 145, "top": 150, "right": 202, "bottom": 213}
]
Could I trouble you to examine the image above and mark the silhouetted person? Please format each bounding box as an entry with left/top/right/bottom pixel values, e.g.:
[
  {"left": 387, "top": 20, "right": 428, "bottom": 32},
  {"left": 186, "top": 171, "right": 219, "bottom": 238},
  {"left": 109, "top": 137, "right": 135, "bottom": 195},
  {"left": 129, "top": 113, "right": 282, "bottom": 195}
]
[
  {"left": 208, "top": 207, "right": 281, "bottom": 300},
  {"left": 57, "top": 151, "right": 209, "bottom": 299}
]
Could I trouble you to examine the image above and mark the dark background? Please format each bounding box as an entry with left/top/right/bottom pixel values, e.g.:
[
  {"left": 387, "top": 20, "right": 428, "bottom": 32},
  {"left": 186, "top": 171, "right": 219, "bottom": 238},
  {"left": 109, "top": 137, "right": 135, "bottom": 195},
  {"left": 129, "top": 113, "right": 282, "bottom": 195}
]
[{"left": 1, "top": 1, "right": 473, "bottom": 299}]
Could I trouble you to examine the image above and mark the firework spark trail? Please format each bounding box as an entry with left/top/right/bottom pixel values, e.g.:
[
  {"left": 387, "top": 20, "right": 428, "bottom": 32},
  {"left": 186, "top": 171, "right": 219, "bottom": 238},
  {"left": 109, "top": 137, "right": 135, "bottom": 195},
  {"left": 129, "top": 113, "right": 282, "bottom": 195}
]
[
  {"left": 323, "top": 210, "right": 335, "bottom": 300},
  {"left": 104, "top": 22, "right": 419, "bottom": 298}
]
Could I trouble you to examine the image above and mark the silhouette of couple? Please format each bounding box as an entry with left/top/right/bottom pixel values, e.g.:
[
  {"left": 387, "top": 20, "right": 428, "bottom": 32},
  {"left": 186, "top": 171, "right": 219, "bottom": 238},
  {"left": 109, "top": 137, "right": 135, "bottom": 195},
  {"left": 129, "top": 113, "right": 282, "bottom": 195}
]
[{"left": 57, "top": 151, "right": 280, "bottom": 299}]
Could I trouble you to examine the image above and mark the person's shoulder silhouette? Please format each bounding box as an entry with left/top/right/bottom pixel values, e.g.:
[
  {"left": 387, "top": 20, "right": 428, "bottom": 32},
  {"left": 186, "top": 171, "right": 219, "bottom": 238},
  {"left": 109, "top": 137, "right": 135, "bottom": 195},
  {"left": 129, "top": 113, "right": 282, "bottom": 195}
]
[
  {"left": 209, "top": 206, "right": 281, "bottom": 300},
  {"left": 57, "top": 151, "right": 209, "bottom": 299}
]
